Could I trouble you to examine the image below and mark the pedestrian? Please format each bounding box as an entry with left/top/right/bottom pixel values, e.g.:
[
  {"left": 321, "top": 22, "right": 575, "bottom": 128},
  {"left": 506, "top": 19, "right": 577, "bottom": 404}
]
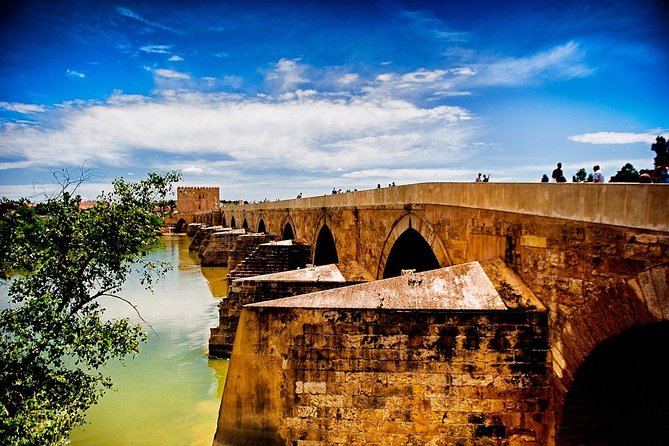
[
  {"left": 552, "top": 163, "right": 566, "bottom": 182},
  {"left": 541, "top": 174, "right": 549, "bottom": 182},
  {"left": 592, "top": 165, "right": 604, "bottom": 183},
  {"left": 482, "top": 174, "right": 490, "bottom": 182},
  {"left": 475, "top": 173, "right": 482, "bottom": 182}
]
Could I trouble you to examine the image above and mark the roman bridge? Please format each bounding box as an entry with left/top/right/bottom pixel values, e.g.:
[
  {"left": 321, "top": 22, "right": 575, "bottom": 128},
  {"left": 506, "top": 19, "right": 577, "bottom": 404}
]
[{"left": 188, "top": 182, "right": 668, "bottom": 445}]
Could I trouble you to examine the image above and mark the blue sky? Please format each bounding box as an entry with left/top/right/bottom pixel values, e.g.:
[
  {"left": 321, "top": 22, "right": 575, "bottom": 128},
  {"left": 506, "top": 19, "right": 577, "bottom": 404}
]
[{"left": 1, "top": 0, "right": 667, "bottom": 201}]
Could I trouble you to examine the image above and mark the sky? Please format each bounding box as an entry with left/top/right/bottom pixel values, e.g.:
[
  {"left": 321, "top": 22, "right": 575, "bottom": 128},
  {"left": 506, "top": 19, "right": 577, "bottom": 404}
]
[{"left": 1, "top": 0, "right": 667, "bottom": 201}]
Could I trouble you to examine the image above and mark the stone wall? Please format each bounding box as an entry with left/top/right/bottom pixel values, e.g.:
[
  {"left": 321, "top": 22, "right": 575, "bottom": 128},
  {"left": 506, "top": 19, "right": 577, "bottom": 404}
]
[
  {"left": 209, "top": 278, "right": 347, "bottom": 358},
  {"left": 177, "top": 186, "right": 220, "bottom": 214},
  {"left": 214, "top": 261, "right": 550, "bottom": 446},
  {"left": 215, "top": 307, "right": 549, "bottom": 446},
  {"left": 201, "top": 229, "right": 246, "bottom": 266}
]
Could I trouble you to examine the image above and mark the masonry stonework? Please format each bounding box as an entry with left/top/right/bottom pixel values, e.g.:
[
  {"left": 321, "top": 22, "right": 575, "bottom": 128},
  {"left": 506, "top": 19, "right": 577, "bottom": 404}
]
[
  {"left": 199, "top": 183, "right": 668, "bottom": 445},
  {"left": 177, "top": 186, "right": 220, "bottom": 214}
]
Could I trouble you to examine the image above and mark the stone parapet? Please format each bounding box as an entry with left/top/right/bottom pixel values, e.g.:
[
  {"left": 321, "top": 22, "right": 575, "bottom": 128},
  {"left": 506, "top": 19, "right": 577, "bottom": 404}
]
[{"left": 231, "top": 182, "right": 669, "bottom": 232}]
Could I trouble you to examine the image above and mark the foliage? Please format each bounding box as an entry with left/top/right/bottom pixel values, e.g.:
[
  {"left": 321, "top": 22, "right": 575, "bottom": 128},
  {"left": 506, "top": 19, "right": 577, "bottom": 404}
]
[
  {"left": 572, "top": 168, "right": 586, "bottom": 182},
  {"left": 609, "top": 163, "right": 640, "bottom": 183},
  {"left": 0, "top": 171, "right": 181, "bottom": 445},
  {"left": 572, "top": 168, "right": 594, "bottom": 183}
]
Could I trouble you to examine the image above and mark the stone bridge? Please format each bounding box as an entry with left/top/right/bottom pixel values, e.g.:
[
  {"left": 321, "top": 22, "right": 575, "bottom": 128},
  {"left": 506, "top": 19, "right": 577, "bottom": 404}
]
[{"left": 191, "top": 183, "right": 668, "bottom": 446}]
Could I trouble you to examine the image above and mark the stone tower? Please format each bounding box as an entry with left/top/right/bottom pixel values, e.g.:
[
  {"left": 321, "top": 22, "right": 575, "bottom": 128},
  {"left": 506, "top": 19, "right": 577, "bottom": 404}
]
[{"left": 177, "top": 186, "right": 220, "bottom": 213}]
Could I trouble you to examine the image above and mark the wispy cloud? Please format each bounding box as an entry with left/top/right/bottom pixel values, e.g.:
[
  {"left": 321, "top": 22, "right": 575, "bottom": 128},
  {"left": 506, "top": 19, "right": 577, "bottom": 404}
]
[
  {"left": 115, "top": 6, "right": 184, "bottom": 34},
  {"left": 569, "top": 131, "right": 659, "bottom": 144},
  {"left": 168, "top": 55, "right": 184, "bottom": 62},
  {"left": 469, "top": 41, "right": 592, "bottom": 87},
  {"left": 144, "top": 67, "right": 191, "bottom": 80},
  {"left": 140, "top": 45, "right": 173, "bottom": 54},
  {"left": 0, "top": 102, "right": 46, "bottom": 114},
  {"left": 66, "top": 69, "right": 86, "bottom": 78}
]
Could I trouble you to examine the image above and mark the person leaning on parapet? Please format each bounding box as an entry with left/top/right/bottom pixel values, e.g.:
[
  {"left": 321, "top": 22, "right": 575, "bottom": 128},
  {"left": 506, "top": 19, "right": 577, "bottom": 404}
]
[
  {"left": 475, "top": 173, "right": 482, "bottom": 182},
  {"left": 592, "top": 165, "right": 605, "bottom": 183},
  {"left": 552, "top": 163, "right": 567, "bottom": 182},
  {"left": 541, "top": 174, "right": 549, "bottom": 182}
]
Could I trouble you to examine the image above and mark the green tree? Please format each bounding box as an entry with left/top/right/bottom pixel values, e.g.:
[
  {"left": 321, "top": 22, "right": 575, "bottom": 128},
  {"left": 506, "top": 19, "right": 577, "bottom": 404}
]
[
  {"left": 572, "top": 168, "right": 587, "bottom": 182},
  {"left": 0, "top": 171, "right": 181, "bottom": 445},
  {"left": 609, "top": 163, "right": 640, "bottom": 182}
]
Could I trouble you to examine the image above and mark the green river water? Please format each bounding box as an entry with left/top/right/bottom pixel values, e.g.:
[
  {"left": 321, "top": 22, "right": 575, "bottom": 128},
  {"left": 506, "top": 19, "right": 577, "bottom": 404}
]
[{"left": 64, "top": 235, "right": 229, "bottom": 445}]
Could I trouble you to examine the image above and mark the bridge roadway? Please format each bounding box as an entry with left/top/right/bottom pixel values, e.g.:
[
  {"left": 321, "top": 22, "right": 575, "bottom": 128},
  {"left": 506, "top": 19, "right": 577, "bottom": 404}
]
[{"left": 186, "top": 182, "right": 668, "bottom": 444}]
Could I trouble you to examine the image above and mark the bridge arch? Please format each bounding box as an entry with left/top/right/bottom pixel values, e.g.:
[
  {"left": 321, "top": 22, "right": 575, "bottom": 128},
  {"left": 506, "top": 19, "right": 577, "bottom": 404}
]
[
  {"left": 230, "top": 216, "right": 236, "bottom": 228},
  {"left": 555, "top": 263, "right": 669, "bottom": 445},
  {"left": 281, "top": 214, "right": 296, "bottom": 241},
  {"left": 312, "top": 215, "right": 339, "bottom": 266},
  {"left": 175, "top": 218, "right": 188, "bottom": 233},
  {"left": 221, "top": 214, "right": 227, "bottom": 227},
  {"left": 242, "top": 218, "right": 249, "bottom": 230},
  {"left": 257, "top": 218, "right": 266, "bottom": 234},
  {"left": 377, "top": 212, "right": 450, "bottom": 279}
]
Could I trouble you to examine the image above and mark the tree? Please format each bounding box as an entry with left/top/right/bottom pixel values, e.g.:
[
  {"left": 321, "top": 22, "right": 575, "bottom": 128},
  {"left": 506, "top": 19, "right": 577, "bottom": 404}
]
[
  {"left": 609, "top": 163, "right": 640, "bottom": 182},
  {"left": 0, "top": 171, "right": 181, "bottom": 444},
  {"left": 571, "top": 167, "right": 586, "bottom": 183}
]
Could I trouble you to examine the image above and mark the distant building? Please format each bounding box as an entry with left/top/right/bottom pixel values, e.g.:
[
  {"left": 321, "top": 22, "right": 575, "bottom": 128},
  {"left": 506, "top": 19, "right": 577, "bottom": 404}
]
[{"left": 176, "top": 187, "right": 220, "bottom": 213}]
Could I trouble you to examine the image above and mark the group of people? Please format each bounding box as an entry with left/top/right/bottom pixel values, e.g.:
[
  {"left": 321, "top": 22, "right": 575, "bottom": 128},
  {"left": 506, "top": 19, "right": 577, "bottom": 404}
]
[
  {"left": 475, "top": 173, "right": 490, "bottom": 182},
  {"left": 542, "top": 163, "right": 605, "bottom": 183}
]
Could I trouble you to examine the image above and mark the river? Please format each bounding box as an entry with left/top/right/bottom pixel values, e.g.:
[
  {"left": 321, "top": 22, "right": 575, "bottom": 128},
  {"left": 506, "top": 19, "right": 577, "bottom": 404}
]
[{"left": 66, "top": 235, "right": 229, "bottom": 445}]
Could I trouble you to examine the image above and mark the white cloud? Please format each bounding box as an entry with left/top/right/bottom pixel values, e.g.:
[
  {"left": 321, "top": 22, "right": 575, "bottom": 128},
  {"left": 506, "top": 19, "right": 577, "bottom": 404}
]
[
  {"left": 140, "top": 45, "right": 173, "bottom": 54},
  {"left": 168, "top": 55, "right": 184, "bottom": 61},
  {"left": 0, "top": 91, "right": 476, "bottom": 177},
  {"left": 144, "top": 67, "right": 191, "bottom": 80},
  {"left": 339, "top": 73, "right": 359, "bottom": 85},
  {"left": 66, "top": 69, "right": 85, "bottom": 78},
  {"left": 470, "top": 41, "right": 592, "bottom": 86},
  {"left": 568, "top": 131, "right": 659, "bottom": 145},
  {"left": 0, "top": 102, "right": 46, "bottom": 114},
  {"left": 265, "top": 58, "right": 309, "bottom": 92},
  {"left": 182, "top": 166, "right": 204, "bottom": 173}
]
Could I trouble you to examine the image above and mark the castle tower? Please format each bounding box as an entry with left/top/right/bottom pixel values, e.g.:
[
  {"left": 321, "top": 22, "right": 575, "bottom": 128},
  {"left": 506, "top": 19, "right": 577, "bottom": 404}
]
[{"left": 177, "top": 187, "right": 220, "bottom": 213}]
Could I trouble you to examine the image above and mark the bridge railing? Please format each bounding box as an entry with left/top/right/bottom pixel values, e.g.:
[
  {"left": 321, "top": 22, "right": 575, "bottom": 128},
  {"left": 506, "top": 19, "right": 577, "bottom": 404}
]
[{"left": 233, "top": 182, "right": 668, "bottom": 232}]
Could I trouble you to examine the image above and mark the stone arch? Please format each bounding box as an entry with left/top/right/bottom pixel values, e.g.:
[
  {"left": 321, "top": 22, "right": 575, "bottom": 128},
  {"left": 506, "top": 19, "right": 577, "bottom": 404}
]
[
  {"left": 313, "top": 223, "right": 339, "bottom": 266},
  {"left": 554, "top": 263, "right": 669, "bottom": 444},
  {"left": 376, "top": 212, "right": 450, "bottom": 279},
  {"left": 175, "top": 218, "right": 187, "bottom": 233},
  {"left": 556, "top": 321, "right": 669, "bottom": 446},
  {"left": 257, "top": 219, "right": 266, "bottom": 234},
  {"left": 242, "top": 218, "right": 249, "bottom": 230},
  {"left": 281, "top": 214, "right": 296, "bottom": 241},
  {"left": 221, "top": 214, "right": 227, "bottom": 227},
  {"left": 230, "top": 216, "right": 236, "bottom": 228}
]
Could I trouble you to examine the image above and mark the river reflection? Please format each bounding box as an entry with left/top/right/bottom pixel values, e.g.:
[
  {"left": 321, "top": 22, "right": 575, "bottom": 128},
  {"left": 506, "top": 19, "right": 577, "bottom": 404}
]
[{"left": 68, "top": 235, "right": 229, "bottom": 446}]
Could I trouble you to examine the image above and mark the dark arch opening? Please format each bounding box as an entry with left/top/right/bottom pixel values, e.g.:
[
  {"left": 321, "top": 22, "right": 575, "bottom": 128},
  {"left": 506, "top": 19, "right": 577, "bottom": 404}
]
[
  {"left": 282, "top": 223, "right": 294, "bottom": 241},
  {"left": 175, "top": 218, "right": 187, "bottom": 233},
  {"left": 257, "top": 219, "right": 266, "bottom": 233},
  {"left": 242, "top": 219, "right": 248, "bottom": 230},
  {"left": 230, "top": 217, "right": 236, "bottom": 228},
  {"left": 221, "top": 215, "right": 227, "bottom": 227},
  {"left": 314, "top": 225, "right": 338, "bottom": 265},
  {"left": 557, "top": 321, "right": 669, "bottom": 446},
  {"left": 382, "top": 228, "right": 439, "bottom": 278}
]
